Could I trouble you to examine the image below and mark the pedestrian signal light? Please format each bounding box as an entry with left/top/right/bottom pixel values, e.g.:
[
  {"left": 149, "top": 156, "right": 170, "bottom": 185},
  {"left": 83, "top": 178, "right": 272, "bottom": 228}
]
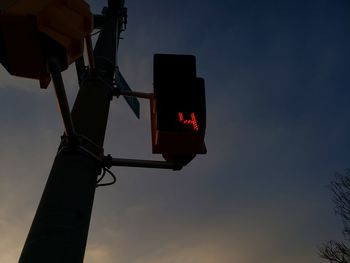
[
  {"left": 151, "top": 54, "right": 206, "bottom": 165},
  {"left": 0, "top": 0, "right": 92, "bottom": 88}
]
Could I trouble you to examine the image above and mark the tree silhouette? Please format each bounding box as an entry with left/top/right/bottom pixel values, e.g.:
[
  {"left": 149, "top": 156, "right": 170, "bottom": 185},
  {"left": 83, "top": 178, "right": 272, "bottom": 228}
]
[{"left": 320, "top": 169, "right": 350, "bottom": 263}]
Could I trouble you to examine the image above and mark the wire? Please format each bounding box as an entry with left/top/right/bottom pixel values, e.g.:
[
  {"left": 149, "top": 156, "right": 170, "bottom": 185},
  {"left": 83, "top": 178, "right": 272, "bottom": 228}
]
[
  {"left": 96, "top": 168, "right": 106, "bottom": 184},
  {"left": 96, "top": 167, "right": 116, "bottom": 188}
]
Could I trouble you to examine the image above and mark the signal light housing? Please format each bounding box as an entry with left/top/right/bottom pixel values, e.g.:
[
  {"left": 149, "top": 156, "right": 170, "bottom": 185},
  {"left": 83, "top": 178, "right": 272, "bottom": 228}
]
[
  {"left": 151, "top": 54, "right": 206, "bottom": 165},
  {"left": 0, "top": 0, "right": 92, "bottom": 88}
]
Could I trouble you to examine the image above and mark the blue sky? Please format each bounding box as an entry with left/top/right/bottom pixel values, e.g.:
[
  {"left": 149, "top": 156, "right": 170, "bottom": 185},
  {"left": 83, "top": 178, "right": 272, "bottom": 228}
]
[{"left": 0, "top": 0, "right": 349, "bottom": 262}]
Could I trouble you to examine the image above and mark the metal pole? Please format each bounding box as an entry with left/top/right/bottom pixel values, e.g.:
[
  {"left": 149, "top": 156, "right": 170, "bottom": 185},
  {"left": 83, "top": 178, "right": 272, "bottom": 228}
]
[
  {"left": 19, "top": 1, "right": 124, "bottom": 262},
  {"left": 47, "top": 57, "right": 76, "bottom": 138},
  {"left": 85, "top": 35, "right": 95, "bottom": 72},
  {"left": 75, "top": 56, "right": 86, "bottom": 86}
]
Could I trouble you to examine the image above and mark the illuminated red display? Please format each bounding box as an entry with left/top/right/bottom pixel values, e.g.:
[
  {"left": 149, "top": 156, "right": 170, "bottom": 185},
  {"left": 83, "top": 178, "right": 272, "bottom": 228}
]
[{"left": 178, "top": 112, "right": 199, "bottom": 131}]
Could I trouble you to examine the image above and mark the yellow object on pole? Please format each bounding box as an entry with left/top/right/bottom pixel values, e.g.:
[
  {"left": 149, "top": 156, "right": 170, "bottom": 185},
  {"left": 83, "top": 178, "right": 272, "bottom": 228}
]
[{"left": 0, "top": 0, "right": 92, "bottom": 88}]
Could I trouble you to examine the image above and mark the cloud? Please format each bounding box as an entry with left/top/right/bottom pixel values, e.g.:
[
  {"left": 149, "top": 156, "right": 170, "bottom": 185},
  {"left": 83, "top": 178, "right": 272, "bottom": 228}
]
[
  {"left": 0, "top": 197, "right": 34, "bottom": 263},
  {"left": 86, "top": 201, "right": 325, "bottom": 263},
  {"left": 85, "top": 245, "right": 114, "bottom": 263}
]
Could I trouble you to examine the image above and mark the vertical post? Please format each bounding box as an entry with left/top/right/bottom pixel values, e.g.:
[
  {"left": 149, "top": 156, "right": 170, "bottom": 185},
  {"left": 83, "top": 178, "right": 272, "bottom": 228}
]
[
  {"left": 75, "top": 56, "right": 86, "bottom": 86},
  {"left": 19, "top": 1, "right": 125, "bottom": 262},
  {"left": 48, "top": 57, "right": 76, "bottom": 138},
  {"left": 85, "top": 36, "right": 95, "bottom": 72}
]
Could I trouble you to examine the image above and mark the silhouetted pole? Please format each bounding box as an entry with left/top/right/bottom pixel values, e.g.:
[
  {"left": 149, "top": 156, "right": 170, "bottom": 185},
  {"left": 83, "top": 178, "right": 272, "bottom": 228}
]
[{"left": 19, "top": 1, "right": 124, "bottom": 262}]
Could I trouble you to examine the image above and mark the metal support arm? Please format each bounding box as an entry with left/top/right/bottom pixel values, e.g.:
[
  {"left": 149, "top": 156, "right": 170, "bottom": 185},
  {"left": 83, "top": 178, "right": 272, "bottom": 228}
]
[{"left": 104, "top": 156, "right": 183, "bottom": 171}]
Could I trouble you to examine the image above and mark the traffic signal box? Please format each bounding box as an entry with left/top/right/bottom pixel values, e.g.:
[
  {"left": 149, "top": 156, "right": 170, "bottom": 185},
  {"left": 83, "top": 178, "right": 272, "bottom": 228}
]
[
  {"left": 151, "top": 54, "right": 206, "bottom": 165},
  {"left": 0, "top": 0, "right": 92, "bottom": 88}
]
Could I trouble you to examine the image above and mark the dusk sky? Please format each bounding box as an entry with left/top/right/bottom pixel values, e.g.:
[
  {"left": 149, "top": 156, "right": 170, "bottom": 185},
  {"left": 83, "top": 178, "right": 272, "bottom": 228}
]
[{"left": 0, "top": 0, "right": 350, "bottom": 262}]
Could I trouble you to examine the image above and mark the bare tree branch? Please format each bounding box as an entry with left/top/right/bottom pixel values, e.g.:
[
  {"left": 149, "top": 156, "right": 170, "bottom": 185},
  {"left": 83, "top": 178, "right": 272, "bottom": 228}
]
[
  {"left": 320, "top": 170, "right": 350, "bottom": 263},
  {"left": 320, "top": 241, "right": 350, "bottom": 263}
]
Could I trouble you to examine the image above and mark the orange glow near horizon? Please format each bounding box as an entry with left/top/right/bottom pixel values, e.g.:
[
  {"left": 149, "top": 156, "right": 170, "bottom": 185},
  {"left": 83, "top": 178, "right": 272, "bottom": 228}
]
[{"left": 178, "top": 112, "right": 199, "bottom": 131}]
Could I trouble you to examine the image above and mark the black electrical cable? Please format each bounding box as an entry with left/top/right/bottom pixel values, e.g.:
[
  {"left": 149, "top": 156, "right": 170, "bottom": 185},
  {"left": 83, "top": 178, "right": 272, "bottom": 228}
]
[
  {"left": 96, "top": 167, "right": 116, "bottom": 188},
  {"left": 96, "top": 168, "right": 106, "bottom": 184}
]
